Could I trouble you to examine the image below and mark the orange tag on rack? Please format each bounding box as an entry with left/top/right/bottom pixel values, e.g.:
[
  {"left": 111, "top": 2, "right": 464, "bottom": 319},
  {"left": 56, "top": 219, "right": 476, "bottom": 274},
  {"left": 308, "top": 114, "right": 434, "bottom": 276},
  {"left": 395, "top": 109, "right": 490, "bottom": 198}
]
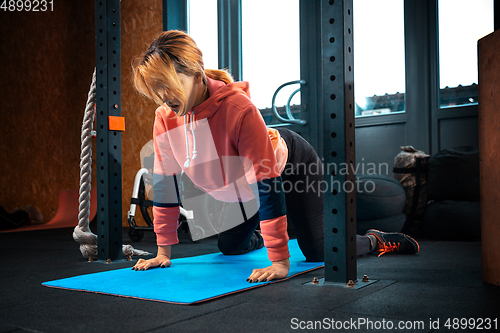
[{"left": 108, "top": 116, "right": 125, "bottom": 131}]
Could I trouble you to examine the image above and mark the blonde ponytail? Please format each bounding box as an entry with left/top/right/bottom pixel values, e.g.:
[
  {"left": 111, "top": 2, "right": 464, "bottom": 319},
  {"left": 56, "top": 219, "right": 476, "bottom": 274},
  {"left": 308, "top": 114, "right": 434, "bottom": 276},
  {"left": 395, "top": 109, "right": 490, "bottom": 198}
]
[{"left": 204, "top": 69, "right": 234, "bottom": 84}]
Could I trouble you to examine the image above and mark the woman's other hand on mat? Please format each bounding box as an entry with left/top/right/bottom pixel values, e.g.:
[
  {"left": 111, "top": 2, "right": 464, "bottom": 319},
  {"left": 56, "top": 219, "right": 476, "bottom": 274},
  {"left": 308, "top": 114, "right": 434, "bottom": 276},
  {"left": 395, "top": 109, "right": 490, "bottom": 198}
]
[
  {"left": 132, "top": 256, "right": 171, "bottom": 271},
  {"left": 132, "top": 245, "right": 171, "bottom": 271},
  {"left": 246, "top": 258, "right": 290, "bottom": 283}
]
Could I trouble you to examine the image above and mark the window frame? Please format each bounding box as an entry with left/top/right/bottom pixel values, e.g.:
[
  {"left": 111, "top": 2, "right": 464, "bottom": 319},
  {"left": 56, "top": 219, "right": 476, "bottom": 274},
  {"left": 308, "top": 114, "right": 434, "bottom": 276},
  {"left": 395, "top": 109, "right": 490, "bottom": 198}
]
[
  {"left": 360, "top": 0, "right": 493, "bottom": 155},
  {"left": 166, "top": 0, "right": 496, "bottom": 155}
]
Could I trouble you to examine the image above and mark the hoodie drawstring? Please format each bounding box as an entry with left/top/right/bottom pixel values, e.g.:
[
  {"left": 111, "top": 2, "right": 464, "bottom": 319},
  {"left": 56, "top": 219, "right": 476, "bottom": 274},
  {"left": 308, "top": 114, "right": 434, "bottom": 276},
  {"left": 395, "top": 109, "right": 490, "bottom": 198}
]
[
  {"left": 183, "top": 113, "right": 197, "bottom": 168},
  {"left": 191, "top": 114, "right": 197, "bottom": 161}
]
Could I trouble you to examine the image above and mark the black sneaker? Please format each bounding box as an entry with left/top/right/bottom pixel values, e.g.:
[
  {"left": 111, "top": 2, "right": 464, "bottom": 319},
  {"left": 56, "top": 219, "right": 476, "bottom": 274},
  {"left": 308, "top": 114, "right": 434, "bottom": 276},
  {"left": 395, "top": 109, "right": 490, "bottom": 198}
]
[
  {"left": 251, "top": 230, "right": 264, "bottom": 251},
  {"left": 365, "top": 229, "right": 420, "bottom": 257},
  {"left": 0, "top": 206, "right": 29, "bottom": 230}
]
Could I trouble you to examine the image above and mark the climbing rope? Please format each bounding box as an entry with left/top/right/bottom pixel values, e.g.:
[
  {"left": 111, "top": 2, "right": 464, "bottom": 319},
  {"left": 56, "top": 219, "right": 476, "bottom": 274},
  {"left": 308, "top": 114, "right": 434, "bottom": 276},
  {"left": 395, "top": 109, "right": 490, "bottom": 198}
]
[{"left": 73, "top": 68, "right": 149, "bottom": 259}]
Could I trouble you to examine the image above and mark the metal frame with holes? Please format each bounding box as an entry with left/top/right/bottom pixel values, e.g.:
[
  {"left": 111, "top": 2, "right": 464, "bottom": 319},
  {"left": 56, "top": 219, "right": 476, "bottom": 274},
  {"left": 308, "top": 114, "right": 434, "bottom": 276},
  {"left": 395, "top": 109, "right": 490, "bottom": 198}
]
[
  {"left": 95, "top": 0, "right": 123, "bottom": 261},
  {"left": 299, "top": 0, "right": 356, "bottom": 283},
  {"left": 318, "top": 0, "right": 356, "bottom": 283},
  {"left": 97, "top": 0, "right": 356, "bottom": 280}
]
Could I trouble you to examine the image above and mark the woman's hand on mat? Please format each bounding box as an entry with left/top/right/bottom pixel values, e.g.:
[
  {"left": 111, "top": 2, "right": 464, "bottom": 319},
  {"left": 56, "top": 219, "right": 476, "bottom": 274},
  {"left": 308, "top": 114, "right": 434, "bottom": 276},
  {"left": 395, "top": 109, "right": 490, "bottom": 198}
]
[
  {"left": 132, "top": 245, "right": 171, "bottom": 271},
  {"left": 132, "top": 255, "right": 171, "bottom": 271},
  {"left": 246, "top": 258, "right": 290, "bottom": 283}
]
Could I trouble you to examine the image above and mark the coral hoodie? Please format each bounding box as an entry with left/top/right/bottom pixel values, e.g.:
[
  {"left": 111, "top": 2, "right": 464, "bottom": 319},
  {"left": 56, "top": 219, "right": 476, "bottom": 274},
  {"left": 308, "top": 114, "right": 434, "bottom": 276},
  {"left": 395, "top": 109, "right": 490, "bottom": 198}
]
[{"left": 152, "top": 77, "right": 290, "bottom": 261}]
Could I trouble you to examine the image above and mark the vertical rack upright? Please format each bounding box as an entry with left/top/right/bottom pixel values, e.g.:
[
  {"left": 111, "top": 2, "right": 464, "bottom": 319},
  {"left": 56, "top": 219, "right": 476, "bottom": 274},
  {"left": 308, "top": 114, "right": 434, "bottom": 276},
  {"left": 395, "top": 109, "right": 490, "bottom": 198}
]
[
  {"left": 95, "top": 0, "right": 123, "bottom": 261},
  {"left": 300, "top": 0, "right": 357, "bottom": 283}
]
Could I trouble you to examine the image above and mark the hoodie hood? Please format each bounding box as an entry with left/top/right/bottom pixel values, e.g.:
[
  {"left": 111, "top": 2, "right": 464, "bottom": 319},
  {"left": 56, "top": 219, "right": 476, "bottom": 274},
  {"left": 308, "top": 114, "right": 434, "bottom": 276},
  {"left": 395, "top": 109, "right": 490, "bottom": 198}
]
[
  {"left": 152, "top": 76, "right": 290, "bottom": 261},
  {"left": 190, "top": 77, "right": 252, "bottom": 120},
  {"left": 153, "top": 76, "right": 268, "bottom": 182},
  {"left": 180, "top": 77, "right": 251, "bottom": 168}
]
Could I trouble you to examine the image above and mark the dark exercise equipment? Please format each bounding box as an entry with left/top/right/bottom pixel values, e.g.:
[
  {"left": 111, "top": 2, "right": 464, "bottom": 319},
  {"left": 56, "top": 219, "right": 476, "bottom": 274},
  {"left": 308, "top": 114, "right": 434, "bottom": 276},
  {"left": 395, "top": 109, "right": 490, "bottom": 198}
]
[
  {"left": 0, "top": 206, "right": 29, "bottom": 230},
  {"left": 356, "top": 175, "right": 407, "bottom": 235},
  {"left": 127, "top": 172, "right": 224, "bottom": 243},
  {"left": 127, "top": 175, "right": 192, "bottom": 242}
]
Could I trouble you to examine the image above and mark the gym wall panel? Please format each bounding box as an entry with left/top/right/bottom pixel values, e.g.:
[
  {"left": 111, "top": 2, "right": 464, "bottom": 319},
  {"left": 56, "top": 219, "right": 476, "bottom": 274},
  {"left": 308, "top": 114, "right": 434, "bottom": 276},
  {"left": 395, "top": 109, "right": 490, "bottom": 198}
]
[
  {"left": 478, "top": 30, "right": 500, "bottom": 287},
  {"left": 0, "top": 2, "right": 95, "bottom": 222},
  {"left": 355, "top": 123, "right": 406, "bottom": 175},
  {"left": 121, "top": 0, "right": 163, "bottom": 227},
  {"left": 438, "top": 116, "right": 479, "bottom": 151}
]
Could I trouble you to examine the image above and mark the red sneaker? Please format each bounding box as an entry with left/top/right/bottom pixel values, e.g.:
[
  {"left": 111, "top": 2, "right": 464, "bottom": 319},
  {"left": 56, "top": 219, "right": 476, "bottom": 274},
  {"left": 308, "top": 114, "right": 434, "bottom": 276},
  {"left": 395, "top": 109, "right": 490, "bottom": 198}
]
[{"left": 365, "top": 229, "right": 420, "bottom": 257}]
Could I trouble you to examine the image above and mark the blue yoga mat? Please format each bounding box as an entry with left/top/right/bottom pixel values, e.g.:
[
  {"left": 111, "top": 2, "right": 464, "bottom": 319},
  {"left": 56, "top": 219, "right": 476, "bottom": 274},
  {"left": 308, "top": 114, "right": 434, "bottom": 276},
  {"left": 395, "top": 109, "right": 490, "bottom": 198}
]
[{"left": 42, "top": 239, "right": 323, "bottom": 304}]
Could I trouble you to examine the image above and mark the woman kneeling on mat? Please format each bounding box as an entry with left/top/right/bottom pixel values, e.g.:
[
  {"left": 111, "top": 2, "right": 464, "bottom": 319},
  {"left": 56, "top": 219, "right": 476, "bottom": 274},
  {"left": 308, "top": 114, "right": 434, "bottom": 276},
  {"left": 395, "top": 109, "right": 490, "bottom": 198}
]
[{"left": 131, "top": 30, "right": 419, "bottom": 282}]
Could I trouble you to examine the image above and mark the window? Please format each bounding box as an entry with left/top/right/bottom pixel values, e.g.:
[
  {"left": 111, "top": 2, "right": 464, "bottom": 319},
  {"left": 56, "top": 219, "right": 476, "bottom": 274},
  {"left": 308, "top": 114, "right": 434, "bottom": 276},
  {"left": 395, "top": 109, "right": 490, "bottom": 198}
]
[
  {"left": 241, "top": 0, "right": 301, "bottom": 121},
  {"left": 438, "top": 0, "right": 494, "bottom": 108},
  {"left": 353, "top": 0, "right": 406, "bottom": 117},
  {"left": 188, "top": 0, "right": 218, "bottom": 70}
]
